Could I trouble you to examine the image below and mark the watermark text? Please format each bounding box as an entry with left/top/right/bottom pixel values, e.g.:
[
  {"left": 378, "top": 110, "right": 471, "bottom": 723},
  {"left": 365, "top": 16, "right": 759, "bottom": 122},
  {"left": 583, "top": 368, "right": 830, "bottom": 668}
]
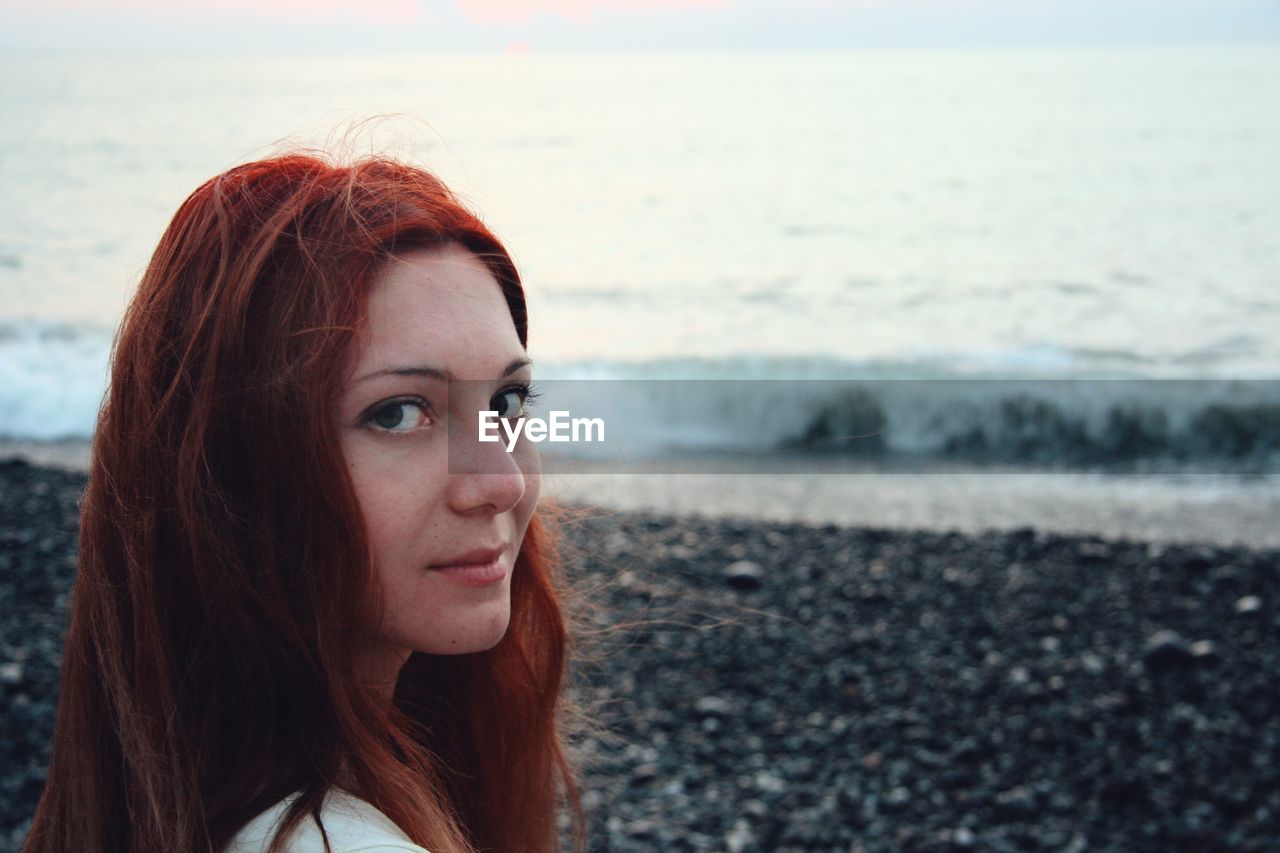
[{"left": 479, "top": 410, "right": 606, "bottom": 452}]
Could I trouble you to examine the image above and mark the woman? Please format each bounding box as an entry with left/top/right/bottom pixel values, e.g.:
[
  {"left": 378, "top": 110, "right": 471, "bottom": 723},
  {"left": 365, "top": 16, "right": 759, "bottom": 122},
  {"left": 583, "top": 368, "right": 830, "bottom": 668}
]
[{"left": 23, "top": 154, "right": 580, "bottom": 852}]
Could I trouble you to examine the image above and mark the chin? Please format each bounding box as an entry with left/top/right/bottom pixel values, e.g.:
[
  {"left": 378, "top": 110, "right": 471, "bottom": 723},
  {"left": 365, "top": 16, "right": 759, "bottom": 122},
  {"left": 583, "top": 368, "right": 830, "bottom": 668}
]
[{"left": 429, "top": 604, "right": 512, "bottom": 656}]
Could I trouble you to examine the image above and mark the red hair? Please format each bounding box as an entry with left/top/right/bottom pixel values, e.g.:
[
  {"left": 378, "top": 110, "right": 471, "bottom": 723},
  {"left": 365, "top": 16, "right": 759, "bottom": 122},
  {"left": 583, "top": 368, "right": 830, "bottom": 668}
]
[{"left": 23, "top": 154, "right": 580, "bottom": 852}]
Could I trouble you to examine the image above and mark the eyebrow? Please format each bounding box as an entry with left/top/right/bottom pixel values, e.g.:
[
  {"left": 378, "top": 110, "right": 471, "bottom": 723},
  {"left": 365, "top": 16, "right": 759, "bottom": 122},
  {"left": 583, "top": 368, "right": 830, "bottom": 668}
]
[{"left": 353, "top": 356, "right": 532, "bottom": 385}]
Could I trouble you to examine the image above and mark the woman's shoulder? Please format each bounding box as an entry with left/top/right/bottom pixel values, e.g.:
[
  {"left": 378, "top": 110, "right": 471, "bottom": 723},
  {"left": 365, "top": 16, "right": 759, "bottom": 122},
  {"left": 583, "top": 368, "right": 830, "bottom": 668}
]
[{"left": 223, "top": 788, "right": 430, "bottom": 853}]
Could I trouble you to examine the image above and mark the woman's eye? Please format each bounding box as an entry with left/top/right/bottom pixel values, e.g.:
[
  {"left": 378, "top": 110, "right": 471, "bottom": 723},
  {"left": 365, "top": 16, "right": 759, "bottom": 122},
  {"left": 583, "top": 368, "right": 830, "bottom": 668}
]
[
  {"left": 491, "top": 386, "right": 531, "bottom": 420},
  {"left": 366, "top": 399, "right": 431, "bottom": 433}
]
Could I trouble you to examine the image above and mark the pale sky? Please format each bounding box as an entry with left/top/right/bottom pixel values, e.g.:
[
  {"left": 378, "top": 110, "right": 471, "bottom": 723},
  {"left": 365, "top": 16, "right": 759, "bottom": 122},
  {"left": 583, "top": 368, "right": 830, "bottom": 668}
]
[{"left": 1, "top": 0, "right": 1277, "bottom": 52}]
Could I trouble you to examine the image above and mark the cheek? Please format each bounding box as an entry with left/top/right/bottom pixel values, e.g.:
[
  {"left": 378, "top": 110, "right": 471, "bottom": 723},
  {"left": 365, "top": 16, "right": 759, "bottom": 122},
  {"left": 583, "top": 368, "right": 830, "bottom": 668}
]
[
  {"left": 357, "top": 487, "right": 408, "bottom": 556},
  {"left": 345, "top": 444, "right": 442, "bottom": 556}
]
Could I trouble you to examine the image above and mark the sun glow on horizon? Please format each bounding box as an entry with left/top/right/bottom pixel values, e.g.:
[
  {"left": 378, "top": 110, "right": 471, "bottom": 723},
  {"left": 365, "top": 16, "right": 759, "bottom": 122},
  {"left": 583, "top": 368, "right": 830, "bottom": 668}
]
[
  {"left": 456, "top": 0, "right": 731, "bottom": 26},
  {"left": 2, "top": 0, "right": 1273, "bottom": 49},
  {"left": 0, "top": 0, "right": 736, "bottom": 25},
  {"left": 0, "top": 0, "right": 426, "bottom": 24}
]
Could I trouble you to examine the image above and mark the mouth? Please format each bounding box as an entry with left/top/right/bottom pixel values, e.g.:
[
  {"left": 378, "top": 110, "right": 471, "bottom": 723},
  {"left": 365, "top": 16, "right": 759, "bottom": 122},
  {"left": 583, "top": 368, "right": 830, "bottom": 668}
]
[{"left": 427, "top": 544, "right": 508, "bottom": 587}]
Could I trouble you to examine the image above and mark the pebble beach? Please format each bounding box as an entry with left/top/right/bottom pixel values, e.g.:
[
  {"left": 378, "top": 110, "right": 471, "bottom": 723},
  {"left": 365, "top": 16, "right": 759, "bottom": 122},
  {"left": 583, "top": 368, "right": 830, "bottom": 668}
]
[{"left": 1, "top": 458, "right": 1277, "bottom": 851}]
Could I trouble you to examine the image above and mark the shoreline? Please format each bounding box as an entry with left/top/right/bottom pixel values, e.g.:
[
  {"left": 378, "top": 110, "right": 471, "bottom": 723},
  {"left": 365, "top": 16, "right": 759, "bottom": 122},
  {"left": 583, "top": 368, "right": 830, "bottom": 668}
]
[
  {"left": 544, "top": 466, "right": 1280, "bottom": 550},
  {"left": 4, "top": 440, "right": 1279, "bottom": 549}
]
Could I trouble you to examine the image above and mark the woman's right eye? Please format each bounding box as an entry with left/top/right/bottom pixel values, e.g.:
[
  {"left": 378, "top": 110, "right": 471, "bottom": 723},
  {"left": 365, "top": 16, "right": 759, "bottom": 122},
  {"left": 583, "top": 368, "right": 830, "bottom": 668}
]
[{"left": 364, "top": 399, "right": 431, "bottom": 434}]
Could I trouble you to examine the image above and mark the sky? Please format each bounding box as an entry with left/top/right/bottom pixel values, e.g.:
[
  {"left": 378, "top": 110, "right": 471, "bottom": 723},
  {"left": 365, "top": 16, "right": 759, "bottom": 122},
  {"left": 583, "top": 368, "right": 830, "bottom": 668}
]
[{"left": 1, "top": 0, "right": 1278, "bottom": 52}]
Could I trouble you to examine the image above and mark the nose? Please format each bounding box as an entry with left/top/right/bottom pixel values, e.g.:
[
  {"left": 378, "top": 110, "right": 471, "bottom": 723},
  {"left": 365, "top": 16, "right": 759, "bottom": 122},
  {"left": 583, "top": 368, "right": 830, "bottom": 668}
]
[{"left": 446, "top": 439, "right": 527, "bottom": 515}]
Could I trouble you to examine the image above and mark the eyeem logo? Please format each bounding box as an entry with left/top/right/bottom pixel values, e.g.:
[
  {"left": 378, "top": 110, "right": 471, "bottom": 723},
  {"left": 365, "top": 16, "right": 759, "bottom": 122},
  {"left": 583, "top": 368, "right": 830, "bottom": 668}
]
[{"left": 479, "top": 410, "right": 605, "bottom": 452}]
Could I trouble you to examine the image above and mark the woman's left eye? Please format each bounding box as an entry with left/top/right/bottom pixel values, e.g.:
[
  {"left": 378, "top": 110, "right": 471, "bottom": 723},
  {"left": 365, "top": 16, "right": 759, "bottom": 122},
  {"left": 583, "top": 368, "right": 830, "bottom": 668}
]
[
  {"left": 364, "top": 399, "right": 431, "bottom": 433},
  {"left": 491, "top": 384, "right": 537, "bottom": 420}
]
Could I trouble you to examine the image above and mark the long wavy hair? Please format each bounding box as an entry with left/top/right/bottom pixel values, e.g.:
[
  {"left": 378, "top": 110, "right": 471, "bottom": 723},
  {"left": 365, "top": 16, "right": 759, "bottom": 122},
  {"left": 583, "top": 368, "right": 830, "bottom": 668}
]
[{"left": 23, "top": 154, "right": 580, "bottom": 853}]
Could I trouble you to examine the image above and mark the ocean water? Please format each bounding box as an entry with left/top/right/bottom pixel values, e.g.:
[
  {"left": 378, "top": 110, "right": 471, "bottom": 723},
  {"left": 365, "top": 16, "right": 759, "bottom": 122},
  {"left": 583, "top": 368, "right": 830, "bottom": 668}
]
[{"left": 2, "top": 46, "right": 1279, "bottom": 449}]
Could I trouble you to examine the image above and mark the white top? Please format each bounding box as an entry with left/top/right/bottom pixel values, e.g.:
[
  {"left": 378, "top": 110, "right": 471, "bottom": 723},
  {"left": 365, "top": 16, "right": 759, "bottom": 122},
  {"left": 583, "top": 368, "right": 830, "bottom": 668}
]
[{"left": 223, "top": 788, "right": 429, "bottom": 853}]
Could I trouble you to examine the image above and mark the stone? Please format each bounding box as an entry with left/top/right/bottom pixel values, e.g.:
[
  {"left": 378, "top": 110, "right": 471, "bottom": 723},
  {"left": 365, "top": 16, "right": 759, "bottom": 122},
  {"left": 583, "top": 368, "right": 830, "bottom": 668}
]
[
  {"left": 694, "top": 696, "right": 735, "bottom": 717},
  {"left": 0, "top": 662, "right": 23, "bottom": 686},
  {"left": 1142, "top": 630, "right": 1194, "bottom": 671},
  {"left": 1235, "top": 595, "right": 1262, "bottom": 614},
  {"left": 725, "top": 560, "right": 764, "bottom": 591}
]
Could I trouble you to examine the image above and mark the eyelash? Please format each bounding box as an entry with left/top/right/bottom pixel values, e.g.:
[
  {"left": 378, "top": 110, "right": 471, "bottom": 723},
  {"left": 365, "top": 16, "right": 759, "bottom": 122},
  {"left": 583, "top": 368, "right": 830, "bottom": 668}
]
[
  {"left": 359, "top": 382, "right": 541, "bottom": 436},
  {"left": 492, "top": 382, "right": 541, "bottom": 421},
  {"left": 360, "top": 396, "right": 432, "bottom": 435},
  {"left": 513, "top": 382, "right": 541, "bottom": 411}
]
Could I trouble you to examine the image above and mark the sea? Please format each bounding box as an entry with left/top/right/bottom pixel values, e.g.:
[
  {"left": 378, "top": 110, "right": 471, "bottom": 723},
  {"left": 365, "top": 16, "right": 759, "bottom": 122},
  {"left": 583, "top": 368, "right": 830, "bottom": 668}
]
[{"left": 2, "top": 46, "right": 1279, "bottom": 472}]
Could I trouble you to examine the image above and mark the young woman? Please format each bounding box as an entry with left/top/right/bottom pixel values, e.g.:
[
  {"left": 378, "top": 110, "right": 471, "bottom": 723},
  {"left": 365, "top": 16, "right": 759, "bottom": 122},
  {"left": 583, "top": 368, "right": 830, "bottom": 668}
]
[{"left": 23, "top": 154, "right": 580, "bottom": 852}]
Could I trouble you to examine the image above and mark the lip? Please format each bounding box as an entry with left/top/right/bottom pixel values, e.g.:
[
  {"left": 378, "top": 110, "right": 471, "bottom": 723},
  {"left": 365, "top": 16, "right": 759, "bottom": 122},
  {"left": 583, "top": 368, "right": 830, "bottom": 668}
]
[
  {"left": 430, "top": 545, "right": 507, "bottom": 568},
  {"left": 427, "top": 544, "right": 509, "bottom": 587}
]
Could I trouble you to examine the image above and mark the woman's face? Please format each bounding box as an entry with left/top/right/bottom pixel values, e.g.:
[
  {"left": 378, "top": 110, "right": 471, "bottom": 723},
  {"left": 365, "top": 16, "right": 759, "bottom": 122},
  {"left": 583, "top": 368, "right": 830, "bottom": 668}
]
[{"left": 338, "top": 243, "right": 540, "bottom": 688}]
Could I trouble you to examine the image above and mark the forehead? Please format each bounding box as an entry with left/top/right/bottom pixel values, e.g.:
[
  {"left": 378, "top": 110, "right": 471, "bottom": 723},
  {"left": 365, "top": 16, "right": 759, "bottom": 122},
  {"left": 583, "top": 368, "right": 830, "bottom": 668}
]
[{"left": 353, "top": 244, "right": 524, "bottom": 376}]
